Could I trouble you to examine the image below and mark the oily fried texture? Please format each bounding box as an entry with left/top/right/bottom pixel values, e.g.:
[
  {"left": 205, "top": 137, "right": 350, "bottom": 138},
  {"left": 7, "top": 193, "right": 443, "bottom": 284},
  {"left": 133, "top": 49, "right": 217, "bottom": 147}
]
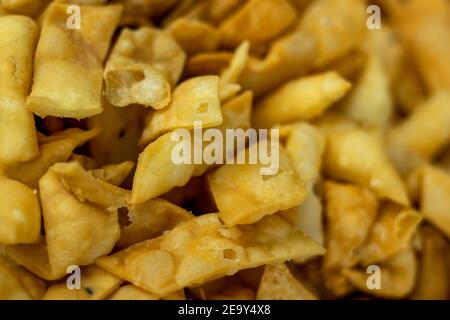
[
  {"left": 0, "top": 15, "right": 39, "bottom": 164},
  {"left": 323, "top": 181, "right": 378, "bottom": 297},
  {"left": 208, "top": 145, "right": 306, "bottom": 227},
  {"left": 104, "top": 27, "right": 185, "bottom": 109},
  {"left": 6, "top": 163, "right": 123, "bottom": 280},
  {"left": 97, "top": 213, "right": 324, "bottom": 297},
  {"left": 256, "top": 263, "right": 317, "bottom": 300},
  {"left": 27, "top": 3, "right": 122, "bottom": 119}
]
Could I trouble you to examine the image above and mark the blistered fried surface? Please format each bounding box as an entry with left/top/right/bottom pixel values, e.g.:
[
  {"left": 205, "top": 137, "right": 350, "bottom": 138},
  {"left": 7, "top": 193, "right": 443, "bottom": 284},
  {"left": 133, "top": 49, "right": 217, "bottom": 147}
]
[{"left": 97, "top": 213, "right": 324, "bottom": 296}]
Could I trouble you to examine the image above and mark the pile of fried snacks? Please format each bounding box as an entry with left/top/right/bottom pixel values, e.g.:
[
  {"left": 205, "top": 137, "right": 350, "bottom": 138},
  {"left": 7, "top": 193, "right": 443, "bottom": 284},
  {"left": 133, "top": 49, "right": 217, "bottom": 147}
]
[{"left": 1, "top": 0, "right": 450, "bottom": 300}]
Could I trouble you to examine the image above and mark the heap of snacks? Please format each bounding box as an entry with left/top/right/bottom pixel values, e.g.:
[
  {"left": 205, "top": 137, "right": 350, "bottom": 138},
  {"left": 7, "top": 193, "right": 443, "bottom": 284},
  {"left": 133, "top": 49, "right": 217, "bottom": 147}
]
[{"left": 1, "top": 0, "right": 450, "bottom": 300}]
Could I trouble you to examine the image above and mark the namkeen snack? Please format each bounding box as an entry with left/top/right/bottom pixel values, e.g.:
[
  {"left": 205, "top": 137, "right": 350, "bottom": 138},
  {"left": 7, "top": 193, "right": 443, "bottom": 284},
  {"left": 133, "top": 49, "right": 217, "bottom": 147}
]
[{"left": 0, "top": 0, "right": 449, "bottom": 302}]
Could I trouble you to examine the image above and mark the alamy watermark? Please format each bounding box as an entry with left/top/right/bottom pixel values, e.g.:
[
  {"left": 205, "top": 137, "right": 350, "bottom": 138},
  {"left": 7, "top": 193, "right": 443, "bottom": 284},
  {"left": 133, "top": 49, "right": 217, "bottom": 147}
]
[
  {"left": 367, "top": 5, "right": 382, "bottom": 30},
  {"left": 170, "top": 121, "right": 280, "bottom": 176},
  {"left": 66, "top": 5, "right": 81, "bottom": 30},
  {"left": 66, "top": 265, "right": 81, "bottom": 290},
  {"left": 366, "top": 264, "right": 381, "bottom": 290}
]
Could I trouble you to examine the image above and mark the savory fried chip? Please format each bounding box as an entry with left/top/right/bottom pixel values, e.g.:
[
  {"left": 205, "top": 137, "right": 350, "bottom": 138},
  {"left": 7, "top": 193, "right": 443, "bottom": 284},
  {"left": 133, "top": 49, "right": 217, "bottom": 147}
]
[
  {"left": 0, "top": 15, "right": 39, "bottom": 164},
  {"left": 257, "top": 263, "right": 316, "bottom": 300},
  {"left": 140, "top": 76, "right": 222, "bottom": 144},
  {"left": 1, "top": 0, "right": 49, "bottom": 17},
  {"left": 344, "top": 247, "right": 417, "bottom": 299},
  {"left": 284, "top": 123, "right": 325, "bottom": 244},
  {"left": 104, "top": 27, "right": 185, "bottom": 108},
  {"left": 239, "top": 0, "right": 366, "bottom": 98},
  {"left": 219, "top": 41, "right": 249, "bottom": 102},
  {"left": 0, "top": 176, "right": 41, "bottom": 244},
  {"left": 208, "top": 145, "right": 306, "bottom": 227},
  {"left": 417, "top": 165, "right": 450, "bottom": 239},
  {"left": 7, "top": 163, "right": 121, "bottom": 280},
  {"left": 131, "top": 132, "right": 195, "bottom": 204},
  {"left": 299, "top": 0, "right": 367, "bottom": 68},
  {"left": 186, "top": 52, "right": 232, "bottom": 77},
  {"left": 6, "top": 128, "right": 99, "bottom": 189},
  {"left": 393, "top": 0, "right": 450, "bottom": 92},
  {"left": 356, "top": 203, "right": 422, "bottom": 265},
  {"left": 107, "top": 284, "right": 158, "bottom": 300},
  {"left": 117, "top": 198, "right": 194, "bottom": 248},
  {"left": 43, "top": 265, "right": 122, "bottom": 300},
  {"left": 27, "top": 3, "right": 122, "bottom": 118},
  {"left": 167, "top": 18, "right": 219, "bottom": 55},
  {"left": 218, "top": 0, "right": 296, "bottom": 50},
  {"left": 192, "top": 90, "right": 253, "bottom": 177},
  {"left": 0, "top": 253, "right": 46, "bottom": 300},
  {"left": 252, "top": 72, "right": 351, "bottom": 128},
  {"left": 50, "top": 161, "right": 130, "bottom": 209},
  {"left": 218, "top": 91, "right": 252, "bottom": 132},
  {"left": 96, "top": 213, "right": 324, "bottom": 296},
  {"left": 323, "top": 181, "right": 378, "bottom": 297},
  {"left": 0, "top": 256, "right": 31, "bottom": 300},
  {"left": 389, "top": 91, "right": 450, "bottom": 174},
  {"left": 90, "top": 161, "right": 134, "bottom": 186},
  {"left": 341, "top": 55, "right": 393, "bottom": 128},
  {"left": 412, "top": 226, "right": 448, "bottom": 300},
  {"left": 323, "top": 126, "right": 409, "bottom": 206},
  {"left": 70, "top": 154, "right": 98, "bottom": 171}
]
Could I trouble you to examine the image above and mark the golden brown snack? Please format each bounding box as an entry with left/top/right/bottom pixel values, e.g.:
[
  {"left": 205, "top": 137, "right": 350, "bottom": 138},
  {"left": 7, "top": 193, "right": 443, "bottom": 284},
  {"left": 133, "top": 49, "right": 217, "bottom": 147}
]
[
  {"left": 356, "top": 203, "right": 422, "bottom": 265},
  {"left": 6, "top": 128, "right": 99, "bottom": 189},
  {"left": 416, "top": 165, "right": 450, "bottom": 239},
  {"left": 90, "top": 161, "right": 134, "bottom": 186},
  {"left": 107, "top": 284, "right": 158, "bottom": 300},
  {"left": 257, "top": 263, "right": 317, "bottom": 300},
  {"left": 1, "top": 0, "right": 50, "bottom": 17},
  {"left": 43, "top": 265, "right": 122, "bottom": 300},
  {"left": 393, "top": 0, "right": 450, "bottom": 92},
  {"left": 131, "top": 132, "right": 196, "bottom": 204},
  {"left": 140, "top": 76, "right": 222, "bottom": 145},
  {"left": 218, "top": 0, "right": 297, "bottom": 51},
  {"left": 97, "top": 213, "right": 324, "bottom": 296},
  {"left": 104, "top": 27, "right": 185, "bottom": 109},
  {"left": 167, "top": 18, "right": 219, "bottom": 55},
  {"left": 237, "top": 0, "right": 366, "bottom": 97},
  {"left": 0, "top": 175, "right": 41, "bottom": 245},
  {"left": 253, "top": 72, "right": 351, "bottom": 128},
  {"left": 341, "top": 55, "right": 393, "bottom": 128},
  {"left": 0, "top": 15, "right": 39, "bottom": 164},
  {"left": 7, "top": 163, "right": 123, "bottom": 280},
  {"left": 192, "top": 90, "right": 253, "bottom": 177},
  {"left": 117, "top": 198, "right": 194, "bottom": 248},
  {"left": 27, "top": 3, "right": 122, "bottom": 119},
  {"left": 412, "top": 226, "right": 449, "bottom": 300},
  {"left": 218, "top": 41, "right": 249, "bottom": 102},
  {"left": 208, "top": 145, "right": 306, "bottom": 227},
  {"left": 0, "top": 253, "right": 46, "bottom": 300},
  {"left": 323, "top": 126, "right": 409, "bottom": 206},
  {"left": 389, "top": 91, "right": 450, "bottom": 174},
  {"left": 344, "top": 247, "right": 417, "bottom": 299},
  {"left": 283, "top": 123, "right": 325, "bottom": 244},
  {"left": 323, "top": 181, "right": 378, "bottom": 297}
]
